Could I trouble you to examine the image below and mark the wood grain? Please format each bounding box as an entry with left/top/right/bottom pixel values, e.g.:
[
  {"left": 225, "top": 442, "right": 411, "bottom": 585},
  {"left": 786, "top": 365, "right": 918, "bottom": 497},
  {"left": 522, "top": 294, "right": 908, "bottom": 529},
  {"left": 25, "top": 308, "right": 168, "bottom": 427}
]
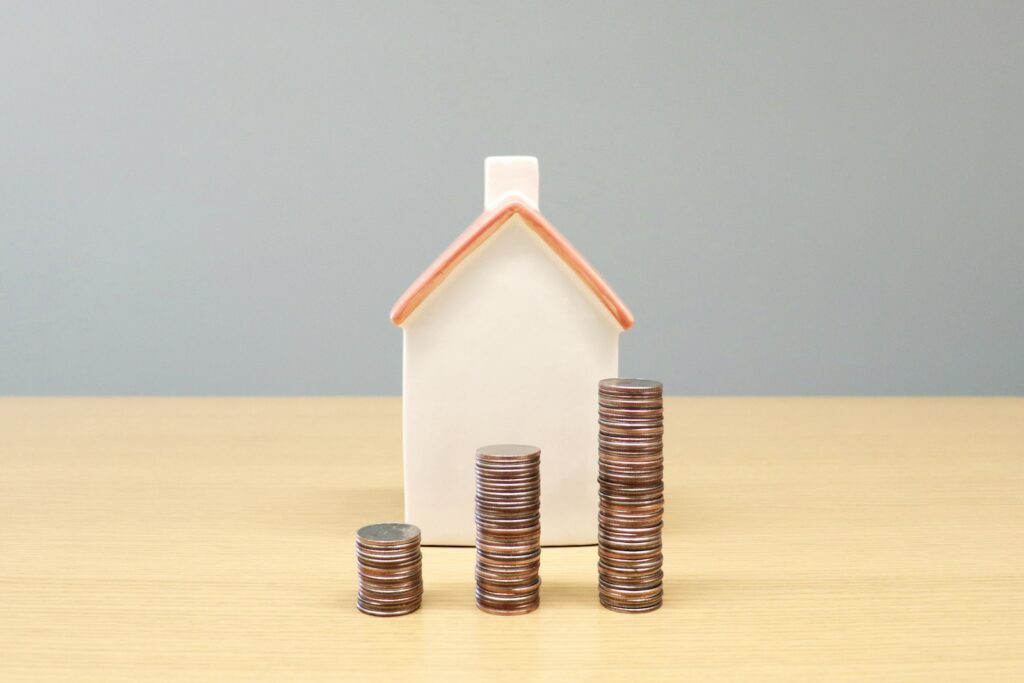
[{"left": 1, "top": 397, "right": 1022, "bottom": 681}]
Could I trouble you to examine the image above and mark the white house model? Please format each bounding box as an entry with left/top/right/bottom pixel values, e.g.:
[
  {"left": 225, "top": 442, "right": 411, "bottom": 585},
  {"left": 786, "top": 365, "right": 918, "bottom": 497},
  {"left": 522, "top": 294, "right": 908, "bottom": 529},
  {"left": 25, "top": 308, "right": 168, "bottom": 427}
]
[{"left": 390, "top": 157, "right": 634, "bottom": 545}]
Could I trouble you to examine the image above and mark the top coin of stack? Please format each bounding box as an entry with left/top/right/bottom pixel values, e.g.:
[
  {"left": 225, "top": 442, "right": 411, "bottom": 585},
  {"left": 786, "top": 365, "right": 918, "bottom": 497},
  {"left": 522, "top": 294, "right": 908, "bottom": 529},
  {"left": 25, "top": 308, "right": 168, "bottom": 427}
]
[
  {"left": 355, "top": 523, "right": 423, "bottom": 617},
  {"left": 597, "top": 378, "right": 664, "bottom": 613},
  {"left": 475, "top": 444, "right": 542, "bottom": 615}
]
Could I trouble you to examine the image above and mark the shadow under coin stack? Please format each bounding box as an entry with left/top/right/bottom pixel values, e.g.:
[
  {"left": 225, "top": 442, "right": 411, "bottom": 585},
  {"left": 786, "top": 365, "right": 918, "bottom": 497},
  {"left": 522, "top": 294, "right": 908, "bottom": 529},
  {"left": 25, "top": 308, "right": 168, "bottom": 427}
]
[
  {"left": 598, "top": 378, "right": 665, "bottom": 613},
  {"left": 355, "top": 523, "right": 423, "bottom": 617},
  {"left": 475, "top": 444, "right": 542, "bottom": 615}
]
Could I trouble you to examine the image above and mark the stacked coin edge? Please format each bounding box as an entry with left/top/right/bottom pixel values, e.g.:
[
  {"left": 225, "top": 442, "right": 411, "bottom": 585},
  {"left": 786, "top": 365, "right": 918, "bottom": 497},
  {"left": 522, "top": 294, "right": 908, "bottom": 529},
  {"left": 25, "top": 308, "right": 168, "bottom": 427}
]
[
  {"left": 597, "top": 378, "right": 664, "bottom": 613},
  {"left": 475, "top": 444, "right": 542, "bottom": 615},
  {"left": 356, "top": 523, "right": 423, "bottom": 617}
]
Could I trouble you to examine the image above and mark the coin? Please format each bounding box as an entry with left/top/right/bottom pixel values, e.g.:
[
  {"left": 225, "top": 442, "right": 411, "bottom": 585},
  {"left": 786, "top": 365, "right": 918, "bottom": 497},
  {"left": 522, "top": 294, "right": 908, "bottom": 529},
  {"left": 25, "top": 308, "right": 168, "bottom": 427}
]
[
  {"left": 597, "top": 378, "right": 664, "bottom": 613},
  {"left": 599, "top": 378, "right": 664, "bottom": 395},
  {"left": 355, "top": 522, "right": 423, "bottom": 617},
  {"left": 475, "top": 444, "right": 541, "bottom": 615},
  {"left": 357, "top": 522, "right": 419, "bottom": 545}
]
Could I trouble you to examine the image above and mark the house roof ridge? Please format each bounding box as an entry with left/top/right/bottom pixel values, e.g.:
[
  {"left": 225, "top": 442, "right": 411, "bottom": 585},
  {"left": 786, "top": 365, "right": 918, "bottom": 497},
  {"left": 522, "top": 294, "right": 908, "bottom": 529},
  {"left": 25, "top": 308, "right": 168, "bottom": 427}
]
[{"left": 389, "top": 199, "right": 634, "bottom": 330}]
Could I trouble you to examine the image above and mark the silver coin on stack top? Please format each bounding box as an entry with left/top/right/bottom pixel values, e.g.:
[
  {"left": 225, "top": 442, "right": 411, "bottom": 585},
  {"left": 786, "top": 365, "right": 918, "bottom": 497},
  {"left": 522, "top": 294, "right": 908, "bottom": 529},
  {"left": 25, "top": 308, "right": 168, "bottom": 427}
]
[
  {"left": 475, "top": 444, "right": 541, "bottom": 615},
  {"left": 356, "top": 523, "right": 423, "bottom": 617},
  {"left": 598, "top": 378, "right": 664, "bottom": 613}
]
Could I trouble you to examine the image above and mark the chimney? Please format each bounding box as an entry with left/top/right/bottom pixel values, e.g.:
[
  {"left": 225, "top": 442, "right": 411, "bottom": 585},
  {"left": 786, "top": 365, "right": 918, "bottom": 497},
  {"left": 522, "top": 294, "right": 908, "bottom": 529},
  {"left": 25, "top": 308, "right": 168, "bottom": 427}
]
[{"left": 485, "top": 156, "right": 539, "bottom": 211}]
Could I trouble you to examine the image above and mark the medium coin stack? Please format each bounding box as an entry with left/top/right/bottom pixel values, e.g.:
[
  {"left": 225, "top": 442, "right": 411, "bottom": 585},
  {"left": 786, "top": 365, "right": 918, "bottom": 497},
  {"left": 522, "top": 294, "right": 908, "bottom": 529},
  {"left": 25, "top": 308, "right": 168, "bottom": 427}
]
[
  {"left": 355, "top": 523, "right": 423, "bottom": 617},
  {"left": 598, "top": 378, "right": 664, "bottom": 613},
  {"left": 475, "top": 444, "right": 542, "bottom": 615}
]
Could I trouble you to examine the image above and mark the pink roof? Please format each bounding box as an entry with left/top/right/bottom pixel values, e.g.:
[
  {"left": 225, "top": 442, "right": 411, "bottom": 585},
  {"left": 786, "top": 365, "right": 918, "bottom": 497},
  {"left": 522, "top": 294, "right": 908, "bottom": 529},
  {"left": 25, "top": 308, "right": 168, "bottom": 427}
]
[{"left": 390, "top": 199, "right": 634, "bottom": 329}]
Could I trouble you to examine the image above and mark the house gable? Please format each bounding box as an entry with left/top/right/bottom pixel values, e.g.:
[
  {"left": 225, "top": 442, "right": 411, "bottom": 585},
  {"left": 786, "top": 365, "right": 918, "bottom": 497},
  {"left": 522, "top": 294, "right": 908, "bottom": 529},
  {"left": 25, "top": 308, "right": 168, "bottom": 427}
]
[
  {"left": 390, "top": 200, "right": 634, "bottom": 330},
  {"left": 401, "top": 212, "right": 622, "bottom": 334}
]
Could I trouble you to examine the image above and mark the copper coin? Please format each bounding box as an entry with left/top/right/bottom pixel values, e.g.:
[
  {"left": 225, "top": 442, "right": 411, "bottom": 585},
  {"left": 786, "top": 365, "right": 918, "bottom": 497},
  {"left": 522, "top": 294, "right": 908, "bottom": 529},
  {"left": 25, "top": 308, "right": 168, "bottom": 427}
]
[
  {"left": 598, "top": 472, "right": 664, "bottom": 486},
  {"left": 600, "top": 406, "right": 663, "bottom": 416},
  {"left": 476, "top": 598, "right": 539, "bottom": 615},
  {"left": 597, "top": 564, "right": 663, "bottom": 580},
  {"left": 600, "top": 426, "right": 664, "bottom": 439},
  {"left": 599, "top": 592, "right": 662, "bottom": 612},
  {"left": 599, "top": 398, "right": 663, "bottom": 409},
  {"left": 357, "top": 600, "right": 422, "bottom": 617}
]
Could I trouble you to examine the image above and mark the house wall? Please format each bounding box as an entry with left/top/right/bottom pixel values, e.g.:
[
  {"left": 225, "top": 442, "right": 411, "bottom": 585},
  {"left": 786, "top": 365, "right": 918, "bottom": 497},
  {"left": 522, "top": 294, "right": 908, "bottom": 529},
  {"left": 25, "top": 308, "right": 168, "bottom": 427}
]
[{"left": 402, "top": 213, "right": 621, "bottom": 545}]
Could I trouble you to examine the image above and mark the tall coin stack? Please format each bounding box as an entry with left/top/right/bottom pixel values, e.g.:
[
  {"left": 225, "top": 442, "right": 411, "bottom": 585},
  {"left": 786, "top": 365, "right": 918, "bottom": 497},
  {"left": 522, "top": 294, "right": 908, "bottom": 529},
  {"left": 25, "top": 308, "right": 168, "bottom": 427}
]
[
  {"left": 598, "top": 378, "right": 664, "bottom": 613},
  {"left": 475, "top": 444, "right": 542, "bottom": 615},
  {"left": 355, "top": 523, "right": 423, "bottom": 617}
]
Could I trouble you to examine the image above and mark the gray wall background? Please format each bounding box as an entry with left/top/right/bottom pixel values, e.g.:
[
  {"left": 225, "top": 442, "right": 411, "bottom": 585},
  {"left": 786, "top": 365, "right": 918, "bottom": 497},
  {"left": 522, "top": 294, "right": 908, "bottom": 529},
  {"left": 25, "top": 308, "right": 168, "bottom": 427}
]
[{"left": 2, "top": 1, "right": 1022, "bottom": 395}]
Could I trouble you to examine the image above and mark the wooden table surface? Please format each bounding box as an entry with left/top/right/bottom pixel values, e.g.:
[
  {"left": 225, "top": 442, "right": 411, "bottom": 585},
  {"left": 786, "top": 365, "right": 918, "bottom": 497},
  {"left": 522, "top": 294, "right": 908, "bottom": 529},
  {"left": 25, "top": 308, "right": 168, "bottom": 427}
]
[{"left": 1, "top": 397, "right": 1022, "bottom": 681}]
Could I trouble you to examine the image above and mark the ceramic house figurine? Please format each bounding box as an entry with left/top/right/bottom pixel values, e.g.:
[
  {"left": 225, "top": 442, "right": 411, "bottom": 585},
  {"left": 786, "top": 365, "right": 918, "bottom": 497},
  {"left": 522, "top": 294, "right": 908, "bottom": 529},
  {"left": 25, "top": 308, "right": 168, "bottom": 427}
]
[{"left": 390, "top": 157, "right": 634, "bottom": 545}]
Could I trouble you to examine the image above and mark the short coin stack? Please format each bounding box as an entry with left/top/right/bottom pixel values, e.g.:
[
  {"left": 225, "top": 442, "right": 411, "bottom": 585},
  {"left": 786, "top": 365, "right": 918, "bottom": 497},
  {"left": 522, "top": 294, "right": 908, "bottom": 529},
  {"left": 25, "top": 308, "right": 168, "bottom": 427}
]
[
  {"left": 355, "top": 523, "right": 423, "bottom": 617},
  {"left": 598, "top": 378, "right": 664, "bottom": 613},
  {"left": 475, "top": 444, "right": 542, "bottom": 615}
]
